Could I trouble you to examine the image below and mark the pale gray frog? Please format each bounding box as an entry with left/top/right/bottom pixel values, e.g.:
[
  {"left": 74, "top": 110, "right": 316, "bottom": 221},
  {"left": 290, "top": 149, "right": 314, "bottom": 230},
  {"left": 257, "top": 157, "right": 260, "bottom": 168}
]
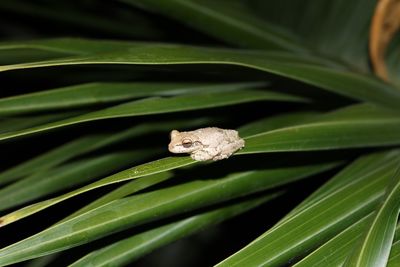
[{"left": 168, "top": 127, "right": 245, "bottom": 161}]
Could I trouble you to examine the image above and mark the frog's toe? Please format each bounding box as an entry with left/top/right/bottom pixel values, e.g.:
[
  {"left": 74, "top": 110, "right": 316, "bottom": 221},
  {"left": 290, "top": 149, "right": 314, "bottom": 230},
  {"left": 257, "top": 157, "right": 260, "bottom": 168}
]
[
  {"left": 191, "top": 153, "right": 208, "bottom": 161},
  {"left": 212, "top": 154, "right": 229, "bottom": 161}
]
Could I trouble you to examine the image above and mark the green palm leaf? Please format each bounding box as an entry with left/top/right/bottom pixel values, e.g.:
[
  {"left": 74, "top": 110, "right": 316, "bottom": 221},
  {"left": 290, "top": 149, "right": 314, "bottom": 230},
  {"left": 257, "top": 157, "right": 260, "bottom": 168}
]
[
  {"left": 0, "top": 159, "right": 335, "bottom": 265},
  {"left": 0, "top": 89, "right": 303, "bottom": 141},
  {"left": 216, "top": 150, "right": 400, "bottom": 266},
  {"left": 0, "top": 150, "right": 156, "bottom": 211},
  {"left": 344, "top": 166, "right": 400, "bottom": 267},
  {"left": 1, "top": 1, "right": 400, "bottom": 266},
  {"left": 0, "top": 82, "right": 262, "bottom": 116},
  {"left": 69, "top": 195, "right": 276, "bottom": 267},
  {"left": 1, "top": 39, "right": 399, "bottom": 109}
]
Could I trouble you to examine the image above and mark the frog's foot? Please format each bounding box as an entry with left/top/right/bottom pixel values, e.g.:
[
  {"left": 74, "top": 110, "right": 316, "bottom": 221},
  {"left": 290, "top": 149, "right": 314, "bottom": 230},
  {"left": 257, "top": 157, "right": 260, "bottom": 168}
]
[
  {"left": 212, "top": 153, "right": 230, "bottom": 161},
  {"left": 190, "top": 151, "right": 212, "bottom": 161}
]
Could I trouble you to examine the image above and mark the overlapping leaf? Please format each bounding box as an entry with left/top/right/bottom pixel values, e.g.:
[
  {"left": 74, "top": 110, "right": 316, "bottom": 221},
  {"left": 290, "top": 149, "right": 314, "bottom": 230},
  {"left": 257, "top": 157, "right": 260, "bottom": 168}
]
[
  {"left": 0, "top": 159, "right": 336, "bottom": 265},
  {"left": 0, "top": 156, "right": 195, "bottom": 227},
  {"left": 344, "top": 165, "right": 400, "bottom": 267},
  {"left": 292, "top": 214, "right": 373, "bottom": 267},
  {"left": 0, "top": 112, "right": 82, "bottom": 134},
  {"left": 69, "top": 195, "right": 276, "bottom": 267},
  {"left": 388, "top": 224, "right": 400, "bottom": 266},
  {"left": 123, "top": 0, "right": 304, "bottom": 51},
  {"left": 128, "top": 0, "right": 375, "bottom": 71},
  {"left": 0, "top": 39, "right": 399, "bottom": 110},
  {"left": 61, "top": 111, "right": 325, "bottom": 223},
  {"left": 241, "top": 103, "right": 400, "bottom": 153},
  {"left": 1, "top": 103, "right": 398, "bottom": 226},
  {"left": 282, "top": 149, "right": 398, "bottom": 220},
  {"left": 59, "top": 171, "right": 174, "bottom": 223},
  {"left": 216, "top": 150, "right": 400, "bottom": 266},
  {"left": 0, "top": 120, "right": 200, "bottom": 185},
  {"left": 0, "top": 81, "right": 262, "bottom": 116},
  {"left": 0, "top": 89, "right": 302, "bottom": 141},
  {"left": 0, "top": 150, "right": 156, "bottom": 211}
]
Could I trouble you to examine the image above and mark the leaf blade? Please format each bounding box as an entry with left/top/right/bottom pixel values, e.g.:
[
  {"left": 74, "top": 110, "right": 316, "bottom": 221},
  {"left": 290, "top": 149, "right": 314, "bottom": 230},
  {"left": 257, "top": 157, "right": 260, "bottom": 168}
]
[
  {"left": 124, "top": 0, "right": 304, "bottom": 51},
  {"left": 0, "top": 157, "right": 196, "bottom": 227},
  {"left": 344, "top": 164, "right": 400, "bottom": 267},
  {"left": 0, "top": 39, "right": 399, "bottom": 110},
  {"left": 241, "top": 104, "right": 400, "bottom": 153},
  {"left": 69, "top": 194, "right": 278, "bottom": 267},
  {"left": 292, "top": 214, "right": 373, "bottom": 267},
  {"left": 0, "top": 160, "right": 338, "bottom": 265},
  {"left": 0, "top": 81, "right": 263, "bottom": 116},
  {"left": 0, "top": 90, "right": 303, "bottom": 141},
  {"left": 215, "top": 150, "right": 400, "bottom": 267},
  {"left": 0, "top": 120, "right": 193, "bottom": 185},
  {"left": 0, "top": 150, "right": 156, "bottom": 211}
]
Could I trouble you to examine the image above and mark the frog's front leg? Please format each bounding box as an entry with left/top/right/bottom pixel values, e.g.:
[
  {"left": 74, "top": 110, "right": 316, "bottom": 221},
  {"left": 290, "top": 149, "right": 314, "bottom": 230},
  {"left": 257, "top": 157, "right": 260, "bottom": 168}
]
[
  {"left": 191, "top": 147, "right": 219, "bottom": 161},
  {"left": 212, "top": 153, "right": 229, "bottom": 161},
  {"left": 212, "top": 146, "right": 233, "bottom": 161},
  {"left": 212, "top": 140, "right": 245, "bottom": 161}
]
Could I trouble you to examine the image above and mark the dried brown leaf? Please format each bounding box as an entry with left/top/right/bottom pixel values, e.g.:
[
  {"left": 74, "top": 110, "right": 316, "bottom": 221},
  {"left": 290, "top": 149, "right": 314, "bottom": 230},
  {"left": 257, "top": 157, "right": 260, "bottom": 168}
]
[{"left": 370, "top": 0, "right": 400, "bottom": 81}]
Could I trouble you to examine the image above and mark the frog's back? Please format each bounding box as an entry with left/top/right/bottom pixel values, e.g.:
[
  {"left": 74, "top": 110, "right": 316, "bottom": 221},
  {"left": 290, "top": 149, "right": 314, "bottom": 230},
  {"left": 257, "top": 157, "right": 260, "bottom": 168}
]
[
  {"left": 203, "top": 127, "right": 242, "bottom": 144},
  {"left": 197, "top": 127, "right": 224, "bottom": 139}
]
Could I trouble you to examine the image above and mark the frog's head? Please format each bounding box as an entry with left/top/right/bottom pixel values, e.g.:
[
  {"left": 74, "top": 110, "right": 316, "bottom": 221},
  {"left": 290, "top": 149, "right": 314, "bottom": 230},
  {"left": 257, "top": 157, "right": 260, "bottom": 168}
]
[{"left": 168, "top": 130, "right": 203, "bottom": 153}]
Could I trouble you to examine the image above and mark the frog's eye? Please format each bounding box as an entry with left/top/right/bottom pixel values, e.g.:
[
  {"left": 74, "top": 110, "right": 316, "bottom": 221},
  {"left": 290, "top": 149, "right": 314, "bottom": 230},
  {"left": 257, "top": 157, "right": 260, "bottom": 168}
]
[{"left": 182, "top": 139, "right": 193, "bottom": 148}]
